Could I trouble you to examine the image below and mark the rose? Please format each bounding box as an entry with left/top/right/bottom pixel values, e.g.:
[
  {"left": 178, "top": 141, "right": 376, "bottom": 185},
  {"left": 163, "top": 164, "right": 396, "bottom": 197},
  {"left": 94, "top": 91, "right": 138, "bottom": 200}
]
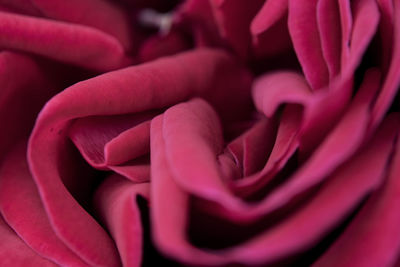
[{"left": 0, "top": 0, "right": 399, "bottom": 267}]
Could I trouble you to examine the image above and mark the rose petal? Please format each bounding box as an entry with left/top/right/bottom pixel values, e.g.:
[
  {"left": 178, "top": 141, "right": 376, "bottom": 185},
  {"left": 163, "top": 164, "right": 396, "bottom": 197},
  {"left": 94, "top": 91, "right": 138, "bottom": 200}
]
[
  {"left": 0, "top": 11, "right": 131, "bottom": 71},
  {"left": 0, "top": 142, "right": 89, "bottom": 266},
  {"left": 0, "top": 215, "right": 57, "bottom": 267},
  {"left": 209, "top": 0, "right": 264, "bottom": 58},
  {"left": 288, "top": 0, "right": 329, "bottom": 90},
  {"left": 158, "top": 68, "right": 381, "bottom": 223},
  {"left": 313, "top": 114, "right": 400, "bottom": 267},
  {"left": 317, "top": 0, "right": 341, "bottom": 78},
  {"left": 252, "top": 71, "right": 312, "bottom": 117},
  {"left": 151, "top": 114, "right": 225, "bottom": 265},
  {"left": 94, "top": 174, "right": 149, "bottom": 267},
  {"left": 342, "top": 0, "right": 380, "bottom": 76},
  {"left": 371, "top": 0, "right": 400, "bottom": 128},
  {"left": 0, "top": 51, "right": 56, "bottom": 161},
  {"left": 69, "top": 113, "right": 154, "bottom": 169},
  {"left": 224, "top": 112, "right": 400, "bottom": 265},
  {"left": 30, "top": 0, "right": 133, "bottom": 50},
  {"left": 227, "top": 117, "right": 276, "bottom": 178},
  {"left": 150, "top": 89, "right": 398, "bottom": 267},
  {"left": 233, "top": 105, "right": 301, "bottom": 198},
  {"left": 251, "top": 0, "right": 288, "bottom": 36},
  {"left": 28, "top": 49, "right": 251, "bottom": 265}
]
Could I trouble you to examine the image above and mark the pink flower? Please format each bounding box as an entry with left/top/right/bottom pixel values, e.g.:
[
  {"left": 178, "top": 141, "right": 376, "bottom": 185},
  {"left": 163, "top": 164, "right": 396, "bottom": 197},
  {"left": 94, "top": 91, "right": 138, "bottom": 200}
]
[{"left": 0, "top": 0, "right": 399, "bottom": 266}]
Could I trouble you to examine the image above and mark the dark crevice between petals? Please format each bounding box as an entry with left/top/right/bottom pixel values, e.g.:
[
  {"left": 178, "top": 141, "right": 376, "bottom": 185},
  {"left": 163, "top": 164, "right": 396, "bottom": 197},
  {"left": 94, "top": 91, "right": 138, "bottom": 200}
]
[
  {"left": 56, "top": 139, "right": 106, "bottom": 215},
  {"left": 187, "top": 181, "right": 320, "bottom": 251},
  {"left": 138, "top": 195, "right": 183, "bottom": 266},
  {"left": 352, "top": 33, "right": 382, "bottom": 100},
  {"left": 286, "top": 196, "right": 368, "bottom": 267}
]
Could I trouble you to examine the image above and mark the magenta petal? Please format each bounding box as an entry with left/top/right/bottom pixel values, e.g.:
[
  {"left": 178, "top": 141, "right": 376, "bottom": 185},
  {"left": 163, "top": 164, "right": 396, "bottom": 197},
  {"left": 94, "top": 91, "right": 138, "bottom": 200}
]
[
  {"left": 150, "top": 99, "right": 398, "bottom": 266},
  {"left": 313, "top": 114, "right": 400, "bottom": 267},
  {"left": 234, "top": 105, "right": 301, "bottom": 197},
  {"left": 251, "top": 0, "right": 288, "bottom": 35},
  {"left": 250, "top": 0, "right": 292, "bottom": 58},
  {"left": 371, "top": 0, "right": 400, "bottom": 128},
  {"left": 209, "top": 0, "right": 264, "bottom": 58},
  {"left": 342, "top": 0, "right": 380, "bottom": 76},
  {"left": 0, "top": 143, "right": 89, "bottom": 266},
  {"left": 0, "top": 0, "right": 42, "bottom": 15},
  {"left": 0, "top": 51, "right": 56, "bottom": 161},
  {"left": 105, "top": 121, "right": 151, "bottom": 166},
  {"left": 27, "top": 49, "right": 249, "bottom": 265},
  {"left": 224, "top": 109, "right": 400, "bottom": 265},
  {"left": 95, "top": 175, "right": 149, "bottom": 267},
  {"left": 163, "top": 99, "right": 232, "bottom": 203},
  {"left": 69, "top": 113, "right": 153, "bottom": 168},
  {"left": 288, "top": 0, "right": 329, "bottom": 90},
  {"left": 0, "top": 216, "right": 57, "bottom": 267},
  {"left": 30, "top": 0, "right": 133, "bottom": 50},
  {"left": 150, "top": 114, "right": 225, "bottom": 265},
  {"left": 227, "top": 117, "right": 276, "bottom": 178},
  {"left": 317, "top": 0, "right": 341, "bottom": 78},
  {"left": 252, "top": 71, "right": 312, "bottom": 117},
  {"left": 109, "top": 163, "right": 150, "bottom": 183},
  {"left": 0, "top": 11, "right": 131, "bottom": 71}
]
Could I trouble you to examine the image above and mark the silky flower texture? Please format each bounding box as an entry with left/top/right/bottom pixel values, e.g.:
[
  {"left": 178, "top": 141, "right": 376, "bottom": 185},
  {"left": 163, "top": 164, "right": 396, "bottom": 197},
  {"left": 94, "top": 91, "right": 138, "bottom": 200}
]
[{"left": 0, "top": 0, "right": 399, "bottom": 266}]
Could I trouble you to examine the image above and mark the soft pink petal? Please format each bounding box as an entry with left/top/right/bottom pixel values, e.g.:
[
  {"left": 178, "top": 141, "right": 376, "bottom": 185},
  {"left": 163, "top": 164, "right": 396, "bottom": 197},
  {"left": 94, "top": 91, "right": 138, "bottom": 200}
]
[{"left": 95, "top": 175, "right": 149, "bottom": 267}]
